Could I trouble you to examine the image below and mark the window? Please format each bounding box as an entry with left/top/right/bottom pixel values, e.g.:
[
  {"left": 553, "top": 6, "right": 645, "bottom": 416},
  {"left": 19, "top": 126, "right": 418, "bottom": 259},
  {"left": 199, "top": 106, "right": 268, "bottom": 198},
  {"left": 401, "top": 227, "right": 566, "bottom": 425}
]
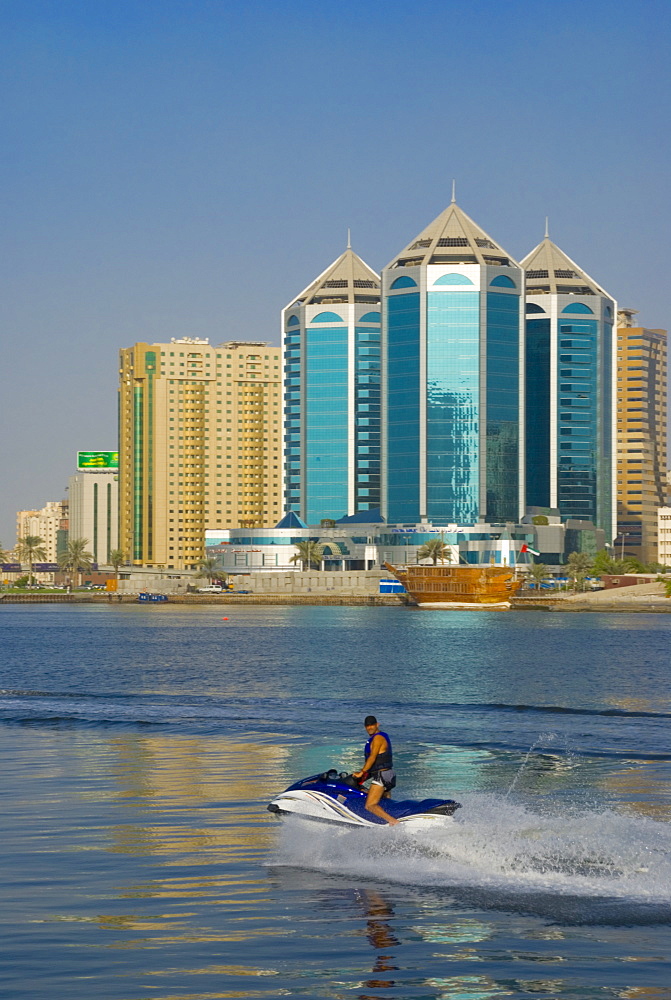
[
  {"left": 433, "top": 272, "right": 474, "bottom": 286},
  {"left": 390, "top": 275, "right": 418, "bottom": 289}
]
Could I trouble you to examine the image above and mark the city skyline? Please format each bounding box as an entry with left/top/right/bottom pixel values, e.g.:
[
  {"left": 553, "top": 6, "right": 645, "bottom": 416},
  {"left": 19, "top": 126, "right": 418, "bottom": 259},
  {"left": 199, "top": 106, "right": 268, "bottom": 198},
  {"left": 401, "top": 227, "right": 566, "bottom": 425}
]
[{"left": 2, "top": 1, "right": 670, "bottom": 543}]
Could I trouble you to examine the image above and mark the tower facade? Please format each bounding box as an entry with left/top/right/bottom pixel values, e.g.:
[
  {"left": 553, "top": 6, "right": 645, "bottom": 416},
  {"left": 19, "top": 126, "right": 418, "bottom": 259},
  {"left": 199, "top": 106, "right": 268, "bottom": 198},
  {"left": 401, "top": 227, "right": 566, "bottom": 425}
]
[
  {"left": 381, "top": 200, "right": 525, "bottom": 525},
  {"left": 282, "top": 247, "right": 381, "bottom": 524},
  {"left": 616, "top": 309, "right": 667, "bottom": 562},
  {"left": 522, "top": 236, "right": 616, "bottom": 538},
  {"left": 119, "top": 339, "right": 281, "bottom": 569},
  {"left": 68, "top": 470, "right": 119, "bottom": 565}
]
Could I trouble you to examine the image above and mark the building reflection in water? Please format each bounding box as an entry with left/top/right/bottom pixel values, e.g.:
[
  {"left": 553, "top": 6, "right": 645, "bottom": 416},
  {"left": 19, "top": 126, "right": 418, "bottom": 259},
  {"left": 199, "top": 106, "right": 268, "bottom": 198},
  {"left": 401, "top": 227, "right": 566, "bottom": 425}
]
[{"left": 355, "top": 889, "right": 399, "bottom": 999}]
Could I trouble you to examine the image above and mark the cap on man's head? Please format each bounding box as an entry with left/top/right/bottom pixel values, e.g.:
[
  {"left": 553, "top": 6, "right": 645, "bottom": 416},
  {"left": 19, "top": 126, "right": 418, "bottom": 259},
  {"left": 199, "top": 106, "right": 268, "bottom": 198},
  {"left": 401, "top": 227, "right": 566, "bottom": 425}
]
[{"left": 364, "top": 715, "right": 377, "bottom": 727}]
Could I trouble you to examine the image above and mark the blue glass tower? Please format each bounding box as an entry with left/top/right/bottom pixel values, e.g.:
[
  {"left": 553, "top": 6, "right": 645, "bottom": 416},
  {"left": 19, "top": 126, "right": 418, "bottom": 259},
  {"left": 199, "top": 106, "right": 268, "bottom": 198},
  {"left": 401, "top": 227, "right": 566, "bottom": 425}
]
[
  {"left": 522, "top": 234, "right": 616, "bottom": 538},
  {"left": 282, "top": 246, "right": 381, "bottom": 524},
  {"left": 381, "top": 198, "right": 525, "bottom": 525}
]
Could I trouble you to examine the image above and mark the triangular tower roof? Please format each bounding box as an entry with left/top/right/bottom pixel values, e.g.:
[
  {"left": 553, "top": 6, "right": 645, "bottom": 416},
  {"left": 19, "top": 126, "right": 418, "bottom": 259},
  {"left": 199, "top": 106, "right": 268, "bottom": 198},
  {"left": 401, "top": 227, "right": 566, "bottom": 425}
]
[
  {"left": 288, "top": 247, "right": 380, "bottom": 307},
  {"left": 275, "top": 511, "right": 308, "bottom": 530},
  {"left": 385, "top": 199, "right": 519, "bottom": 269},
  {"left": 521, "top": 236, "right": 611, "bottom": 298}
]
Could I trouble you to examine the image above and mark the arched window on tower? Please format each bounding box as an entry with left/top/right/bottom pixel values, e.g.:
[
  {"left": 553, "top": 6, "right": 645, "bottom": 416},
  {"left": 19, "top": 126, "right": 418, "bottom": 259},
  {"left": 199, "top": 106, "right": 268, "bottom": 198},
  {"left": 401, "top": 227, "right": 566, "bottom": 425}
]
[
  {"left": 561, "top": 303, "right": 594, "bottom": 314},
  {"left": 433, "top": 272, "right": 474, "bottom": 285},
  {"left": 390, "top": 275, "right": 417, "bottom": 289},
  {"left": 311, "top": 311, "right": 345, "bottom": 323}
]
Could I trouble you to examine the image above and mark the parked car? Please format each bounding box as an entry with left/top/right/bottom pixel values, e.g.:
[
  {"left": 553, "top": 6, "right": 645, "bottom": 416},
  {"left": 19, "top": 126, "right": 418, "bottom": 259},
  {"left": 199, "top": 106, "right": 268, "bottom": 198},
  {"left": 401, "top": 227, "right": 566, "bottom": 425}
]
[{"left": 198, "top": 585, "right": 225, "bottom": 593}]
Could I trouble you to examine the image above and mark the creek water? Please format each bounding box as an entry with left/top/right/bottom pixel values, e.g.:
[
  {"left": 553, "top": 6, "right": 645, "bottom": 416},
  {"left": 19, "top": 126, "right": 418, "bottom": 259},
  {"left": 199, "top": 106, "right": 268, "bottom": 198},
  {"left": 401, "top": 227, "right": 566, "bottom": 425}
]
[{"left": 1, "top": 603, "right": 669, "bottom": 999}]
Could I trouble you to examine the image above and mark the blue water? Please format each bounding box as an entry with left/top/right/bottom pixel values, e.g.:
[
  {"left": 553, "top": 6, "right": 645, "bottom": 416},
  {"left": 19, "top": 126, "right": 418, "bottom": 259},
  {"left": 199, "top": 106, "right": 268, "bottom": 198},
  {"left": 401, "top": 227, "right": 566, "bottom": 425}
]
[{"left": 1, "top": 603, "right": 670, "bottom": 999}]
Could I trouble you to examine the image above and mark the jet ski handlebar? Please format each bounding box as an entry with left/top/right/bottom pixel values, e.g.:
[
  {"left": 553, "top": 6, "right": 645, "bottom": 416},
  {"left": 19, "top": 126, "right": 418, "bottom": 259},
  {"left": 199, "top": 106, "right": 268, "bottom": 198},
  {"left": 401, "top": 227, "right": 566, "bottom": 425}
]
[{"left": 319, "top": 768, "right": 363, "bottom": 788}]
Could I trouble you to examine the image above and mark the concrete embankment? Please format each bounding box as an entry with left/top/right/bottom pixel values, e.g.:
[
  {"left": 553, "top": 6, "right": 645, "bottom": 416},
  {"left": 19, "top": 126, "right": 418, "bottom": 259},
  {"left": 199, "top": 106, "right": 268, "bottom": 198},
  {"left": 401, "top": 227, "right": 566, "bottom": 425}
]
[{"left": 0, "top": 592, "right": 407, "bottom": 606}]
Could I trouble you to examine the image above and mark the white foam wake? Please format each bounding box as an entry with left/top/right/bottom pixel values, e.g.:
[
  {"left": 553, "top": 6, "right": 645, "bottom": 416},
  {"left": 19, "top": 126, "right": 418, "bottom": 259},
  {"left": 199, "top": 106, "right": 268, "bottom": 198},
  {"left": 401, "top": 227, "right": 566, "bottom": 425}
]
[{"left": 269, "top": 792, "right": 671, "bottom": 905}]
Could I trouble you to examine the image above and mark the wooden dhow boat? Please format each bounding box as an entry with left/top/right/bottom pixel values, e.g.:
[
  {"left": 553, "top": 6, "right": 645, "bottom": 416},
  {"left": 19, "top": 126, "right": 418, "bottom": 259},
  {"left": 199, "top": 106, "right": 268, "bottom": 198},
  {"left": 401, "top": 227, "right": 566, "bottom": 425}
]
[{"left": 384, "top": 561, "right": 523, "bottom": 610}]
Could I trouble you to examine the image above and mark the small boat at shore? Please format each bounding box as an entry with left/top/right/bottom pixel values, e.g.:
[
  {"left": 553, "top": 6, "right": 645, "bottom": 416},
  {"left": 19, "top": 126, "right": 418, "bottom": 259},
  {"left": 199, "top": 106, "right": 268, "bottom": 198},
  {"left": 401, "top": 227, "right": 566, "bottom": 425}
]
[{"left": 384, "top": 561, "right": 522, "bottom": 610}]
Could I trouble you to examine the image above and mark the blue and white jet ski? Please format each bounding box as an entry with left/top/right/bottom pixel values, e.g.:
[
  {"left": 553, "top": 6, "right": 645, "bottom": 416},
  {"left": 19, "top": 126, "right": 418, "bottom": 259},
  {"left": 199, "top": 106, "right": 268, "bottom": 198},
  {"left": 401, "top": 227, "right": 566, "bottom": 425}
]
[{"left": 267, "top": 769, "right": 461, "bottom": 830}]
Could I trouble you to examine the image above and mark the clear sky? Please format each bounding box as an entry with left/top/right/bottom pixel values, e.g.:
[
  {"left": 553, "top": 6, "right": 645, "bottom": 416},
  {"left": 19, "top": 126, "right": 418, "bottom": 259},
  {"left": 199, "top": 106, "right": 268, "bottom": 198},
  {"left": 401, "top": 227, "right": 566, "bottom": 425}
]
[{"left": 1, "top": 0, "right": 669, "bottom": 545}]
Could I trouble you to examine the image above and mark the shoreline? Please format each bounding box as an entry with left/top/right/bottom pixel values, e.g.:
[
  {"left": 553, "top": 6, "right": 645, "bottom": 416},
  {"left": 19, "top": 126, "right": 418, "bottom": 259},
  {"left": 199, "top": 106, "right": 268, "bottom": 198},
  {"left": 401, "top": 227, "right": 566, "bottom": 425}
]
[{"left": 1, "top": 592, "right": 670, "bottom": 611}]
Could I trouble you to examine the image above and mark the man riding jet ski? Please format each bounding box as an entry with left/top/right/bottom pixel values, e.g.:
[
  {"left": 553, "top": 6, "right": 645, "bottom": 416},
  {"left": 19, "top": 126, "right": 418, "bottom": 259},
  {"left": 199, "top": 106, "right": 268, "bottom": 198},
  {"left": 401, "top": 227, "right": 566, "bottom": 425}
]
[{"left": 267, "top": 769, "right": 460, "bottom": 829}]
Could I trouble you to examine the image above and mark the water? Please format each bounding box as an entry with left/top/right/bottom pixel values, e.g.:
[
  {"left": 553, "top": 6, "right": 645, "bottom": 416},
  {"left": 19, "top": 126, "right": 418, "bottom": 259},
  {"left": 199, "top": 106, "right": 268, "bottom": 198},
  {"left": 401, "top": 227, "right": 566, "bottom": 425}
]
[{"left": 1, "top": 603, "right": 670, "bottom": 999}]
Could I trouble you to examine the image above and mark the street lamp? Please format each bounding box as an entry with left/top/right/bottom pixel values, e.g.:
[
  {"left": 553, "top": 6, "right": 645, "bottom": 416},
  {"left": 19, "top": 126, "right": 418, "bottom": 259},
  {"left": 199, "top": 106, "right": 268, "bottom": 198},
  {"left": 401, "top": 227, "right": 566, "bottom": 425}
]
[{"left": 614, "top": 533, "right": 630, "bottom": 560}]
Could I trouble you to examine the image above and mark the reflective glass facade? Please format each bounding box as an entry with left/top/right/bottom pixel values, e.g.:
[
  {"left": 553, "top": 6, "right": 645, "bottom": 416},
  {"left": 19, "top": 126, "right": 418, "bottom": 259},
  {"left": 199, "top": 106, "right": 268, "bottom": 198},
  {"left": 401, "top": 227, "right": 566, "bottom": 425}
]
[
  {"left": 355, "top": 325, "right": 381, "bottom": 511},
  {"left": 524, "top": 305, "right": 614, "bottom": 536},
  {"left": 386, "top": 292, "right": 421, "bottom": 521},
  {"left": 384, "top": 274, "right": 522, "bottom": 525},
  {"left": 305, "top": 325, "right": 348, "bottom": 523},
  {"left": 485, "top": 292, "right": 520, "bottom": 520},
  {"left": 283, "top": 309, "right": 381, "bottom": 524},
  {"left": 557, "top": 318, "right": 599, "bottom": 520},
  {"left": 525, "top": 318, "right": 551, "bottom": 507},
  {"left": 426, "top": 291, "right": 479, "bottom": 522}
]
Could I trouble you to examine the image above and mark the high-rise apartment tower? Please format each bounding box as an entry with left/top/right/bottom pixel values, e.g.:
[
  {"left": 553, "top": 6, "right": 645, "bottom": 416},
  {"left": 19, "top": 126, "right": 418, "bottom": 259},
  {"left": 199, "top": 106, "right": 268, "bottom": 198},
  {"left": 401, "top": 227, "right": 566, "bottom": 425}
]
[
  {"left": 381, "top": 198, "right": 525, "bottom": 525},
  {"left": 616, "top": 308, "right": 667, "bottom": 562},
  {"left": 119, "top": 339, "right": 281, "bottom": 568},
  {"left": 522, "top": 233, "right": 616, "bottom": 538},
  {"left": 282, "top": 246, "right": 381, "bottom": 524}
]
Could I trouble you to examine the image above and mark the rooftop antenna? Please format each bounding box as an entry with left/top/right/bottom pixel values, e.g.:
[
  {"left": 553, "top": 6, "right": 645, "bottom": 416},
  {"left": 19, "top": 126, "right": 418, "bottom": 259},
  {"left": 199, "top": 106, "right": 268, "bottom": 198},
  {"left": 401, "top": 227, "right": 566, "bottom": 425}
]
[
  {"left": 451, "top": 179, "right": 456, "bottom": 203},
  {"left": 347, "top": 227, "right": 351, "bottom": 249},
  {"left": 544, "top": 216, "right": 550, "bottom": 239}
]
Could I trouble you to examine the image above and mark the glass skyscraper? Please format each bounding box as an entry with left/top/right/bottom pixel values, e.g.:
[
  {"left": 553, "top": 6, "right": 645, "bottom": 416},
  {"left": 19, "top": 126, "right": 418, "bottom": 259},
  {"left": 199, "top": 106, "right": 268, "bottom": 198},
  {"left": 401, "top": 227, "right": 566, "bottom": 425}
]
[
  {"left": 282, "top": 245, "right": 381, "bottom": 524},
  {"left": 522, "top": 234, "right": 616, "bottom": 537},
  {"left": 381, "top": 198, "right": 525, "bottom": 526}
]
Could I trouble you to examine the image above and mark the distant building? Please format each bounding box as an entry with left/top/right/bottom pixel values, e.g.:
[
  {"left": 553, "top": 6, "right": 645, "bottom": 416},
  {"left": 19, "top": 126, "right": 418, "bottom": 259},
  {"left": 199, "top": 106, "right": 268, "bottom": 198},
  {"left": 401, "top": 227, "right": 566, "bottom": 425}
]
[
  {"left": 616, "top": 309, "right": 668, "bottom": 562},
  {"left": 522, "top": 231, "right": 616, "bottom": 539},
  {"left": 68, "top": 469, "right": 119, "bottom": 565},
  {"left": 658, "top": 507, "right": 671, "bottom": 566},
  {"left": 381, "top": 196, "right": 524, "bottom": 525},
  {"left": 16, "top": 500, "right": 68, "bottom": 562},
  {"left": 118, "top": 338, "right": 282, "bottom": 569},
  {"left": 282, "top": 244, "right": 381, "bottom": 523}
]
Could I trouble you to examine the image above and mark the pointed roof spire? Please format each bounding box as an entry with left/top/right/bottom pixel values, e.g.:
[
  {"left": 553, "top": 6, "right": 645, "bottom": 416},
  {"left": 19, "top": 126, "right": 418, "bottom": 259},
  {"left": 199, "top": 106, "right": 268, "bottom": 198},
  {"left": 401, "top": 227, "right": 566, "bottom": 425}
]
[
  {"left": 347, "top": 227, "right": 351, "bottom": 250},
  {"left": 385, "top": 199, "right": 519, "bottom": 269},
  {"left": 521, "top": 236, "right": 612, "bottom": 298},
  {"left": 288, "top": 246, "right": 380, "bottom": 307},
  {"left": 451, "top": 179, "right": 456, "bottom": 204},
  {"left": 544, "top": 216, "right": 550, "bottom": 239}
]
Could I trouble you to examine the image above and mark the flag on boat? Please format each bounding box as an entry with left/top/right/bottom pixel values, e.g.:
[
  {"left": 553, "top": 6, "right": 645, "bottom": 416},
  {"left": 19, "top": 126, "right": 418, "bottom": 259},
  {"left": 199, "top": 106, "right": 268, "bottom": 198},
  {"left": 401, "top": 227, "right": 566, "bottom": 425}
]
[{"left": 520, "top": 544, "right": 540, "bottom": 556}]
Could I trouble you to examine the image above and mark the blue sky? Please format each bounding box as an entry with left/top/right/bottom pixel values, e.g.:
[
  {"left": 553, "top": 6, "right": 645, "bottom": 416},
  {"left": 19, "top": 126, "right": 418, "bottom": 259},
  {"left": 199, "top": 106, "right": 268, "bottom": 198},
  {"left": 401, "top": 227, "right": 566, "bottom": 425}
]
[{"left": 1, "top": 0, "right": 669, "bottom": 544}]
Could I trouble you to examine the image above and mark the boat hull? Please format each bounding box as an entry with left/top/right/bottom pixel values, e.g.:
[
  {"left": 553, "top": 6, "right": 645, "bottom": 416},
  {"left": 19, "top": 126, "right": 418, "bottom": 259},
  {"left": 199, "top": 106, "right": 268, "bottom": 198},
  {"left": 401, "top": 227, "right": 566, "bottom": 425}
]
[
  {"left": 268, "top": 790, "right": 456, "bottom": 830},
  {"left": 385, "top": 562, "right": 522, "bottom": 609}
]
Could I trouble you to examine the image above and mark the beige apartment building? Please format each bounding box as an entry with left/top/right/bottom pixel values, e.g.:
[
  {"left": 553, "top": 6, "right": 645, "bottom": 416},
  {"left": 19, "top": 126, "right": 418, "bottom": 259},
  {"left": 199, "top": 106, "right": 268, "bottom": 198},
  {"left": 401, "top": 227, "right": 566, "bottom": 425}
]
[
  {"left": 616, "top": 309, "right": 668, "bottom": 563},
  {"left": 16, "top": 500, "right": 69, "bottom": 562},
  {"left": 118, "top": 338, "right": 282, "bottom": 569}
]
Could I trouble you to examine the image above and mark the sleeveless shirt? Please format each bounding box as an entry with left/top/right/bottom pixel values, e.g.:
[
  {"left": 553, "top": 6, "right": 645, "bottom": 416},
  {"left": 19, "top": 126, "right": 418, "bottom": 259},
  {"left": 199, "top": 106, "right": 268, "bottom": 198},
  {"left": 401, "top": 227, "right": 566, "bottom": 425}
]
[{"left": 364, "top": 730, "right": 393, "bottom": 774}]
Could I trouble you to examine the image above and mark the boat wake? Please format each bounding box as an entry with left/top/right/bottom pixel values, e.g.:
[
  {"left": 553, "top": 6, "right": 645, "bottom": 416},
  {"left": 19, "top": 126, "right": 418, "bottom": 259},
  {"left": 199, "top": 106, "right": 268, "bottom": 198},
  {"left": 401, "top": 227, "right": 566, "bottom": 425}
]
[{"left": 268, "top": 791, "right": 671, "bottom": 922}]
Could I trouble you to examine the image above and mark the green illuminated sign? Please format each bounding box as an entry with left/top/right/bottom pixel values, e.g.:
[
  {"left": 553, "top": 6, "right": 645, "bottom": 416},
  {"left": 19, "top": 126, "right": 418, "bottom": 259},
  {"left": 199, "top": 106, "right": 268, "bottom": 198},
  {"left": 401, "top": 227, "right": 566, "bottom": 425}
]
[{"left": 77, "top": 451, "right": 119, "bottom": 470}]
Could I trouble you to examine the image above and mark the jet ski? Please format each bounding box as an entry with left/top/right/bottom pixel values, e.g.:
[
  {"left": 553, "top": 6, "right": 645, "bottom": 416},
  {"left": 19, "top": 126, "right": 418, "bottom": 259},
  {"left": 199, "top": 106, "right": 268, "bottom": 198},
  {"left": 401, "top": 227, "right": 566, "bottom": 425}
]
[{"left": 267, "top": 768, "right": 461, "bottom": 830}]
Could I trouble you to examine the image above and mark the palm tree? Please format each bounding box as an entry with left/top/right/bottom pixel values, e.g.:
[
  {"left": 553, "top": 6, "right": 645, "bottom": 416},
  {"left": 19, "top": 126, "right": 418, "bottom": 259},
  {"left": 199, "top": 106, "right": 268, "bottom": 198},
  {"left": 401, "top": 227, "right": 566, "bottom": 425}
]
[
  {"left": 526, "top": 561, "right": 550, "bottom": 590},
  {"left": 567, "top": 551, "right": 593, "bottom": 592},
  {"left": 289, "top": 540, "right": 325, "bottom": 571},
  {"left": 196, "top": 557, "right": 226, "bottom": 585},
  {"left": 0, "top": 542, "right": 12, "bottom": 590},
  {"left": 58, "top": 538, "right": 94, "bottom": 590},
  {"left": 16, "top": 535, "right": 47, "bottom": 586},
  {"left": 417, "top": 537, "right": 453, "bottom": 565},
  {"left": 108, "top": 549, "right": 126, "bottom": 589}
]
